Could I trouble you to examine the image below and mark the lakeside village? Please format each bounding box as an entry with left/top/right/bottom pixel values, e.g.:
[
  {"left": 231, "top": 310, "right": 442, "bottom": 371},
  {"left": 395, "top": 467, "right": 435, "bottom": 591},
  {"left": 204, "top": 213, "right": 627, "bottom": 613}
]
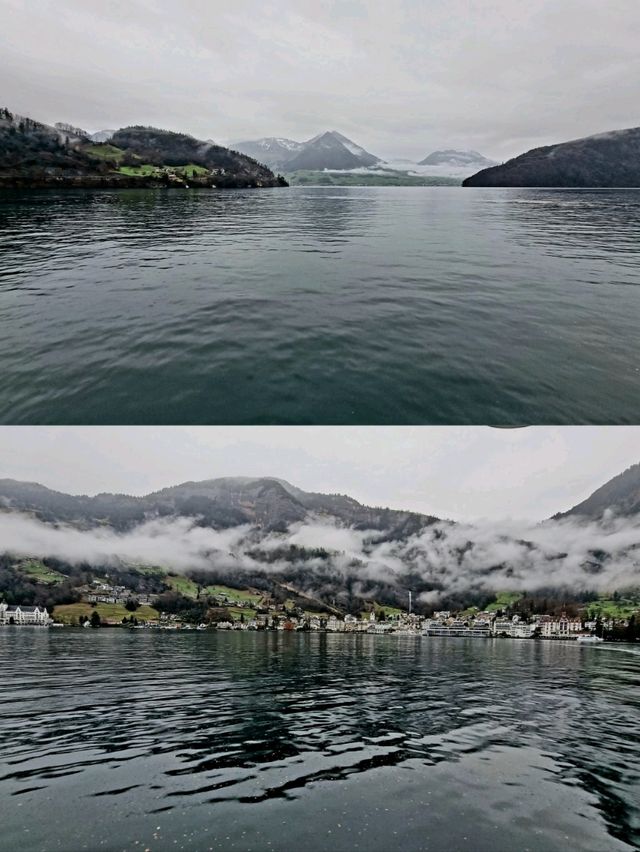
[{"left": 1, "top": 578, "right": 637, "bottom": 643}]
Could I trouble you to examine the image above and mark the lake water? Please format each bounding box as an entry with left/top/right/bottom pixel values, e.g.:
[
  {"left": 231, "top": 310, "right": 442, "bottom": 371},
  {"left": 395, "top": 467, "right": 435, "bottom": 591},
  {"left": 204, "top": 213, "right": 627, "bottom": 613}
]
[
  {"left": 0, "top": 629, "right": 638, "bottom": 852},
  {"left": 1, "top": 187, "right": 639, "bottom": 424}
]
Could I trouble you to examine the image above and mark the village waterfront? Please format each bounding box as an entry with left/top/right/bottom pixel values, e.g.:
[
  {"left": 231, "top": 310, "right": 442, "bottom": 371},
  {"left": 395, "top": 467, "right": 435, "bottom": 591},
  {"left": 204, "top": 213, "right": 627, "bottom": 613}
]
[{"left": 0, "top": 628, "right": 638, "bottom": 852}]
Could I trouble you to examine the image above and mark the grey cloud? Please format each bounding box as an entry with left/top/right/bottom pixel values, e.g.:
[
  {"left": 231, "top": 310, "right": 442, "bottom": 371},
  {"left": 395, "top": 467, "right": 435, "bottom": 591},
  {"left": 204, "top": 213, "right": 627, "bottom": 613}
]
[
  {"left": 1, "top": 510, "right": 638, "bottom": 602},
  {"left": 2, "top": 0, "right": 639, "bottom": 160}
]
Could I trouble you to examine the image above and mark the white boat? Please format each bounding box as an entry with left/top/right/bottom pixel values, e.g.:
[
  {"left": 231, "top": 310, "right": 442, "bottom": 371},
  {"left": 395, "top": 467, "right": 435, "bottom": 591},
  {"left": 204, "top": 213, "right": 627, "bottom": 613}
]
[{"left": 577, "top": 634, "right": 604, "bottom": 643}]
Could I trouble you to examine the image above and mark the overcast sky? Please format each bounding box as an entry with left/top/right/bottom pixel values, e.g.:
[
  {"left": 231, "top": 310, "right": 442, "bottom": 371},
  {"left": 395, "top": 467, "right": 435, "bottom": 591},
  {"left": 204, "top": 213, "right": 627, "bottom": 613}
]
[
  {"left": 0, "top": 426, "right": 638, "bottom": 522},
  {"left": 2, "top": 0, "right": 638, "bottom": 160}
]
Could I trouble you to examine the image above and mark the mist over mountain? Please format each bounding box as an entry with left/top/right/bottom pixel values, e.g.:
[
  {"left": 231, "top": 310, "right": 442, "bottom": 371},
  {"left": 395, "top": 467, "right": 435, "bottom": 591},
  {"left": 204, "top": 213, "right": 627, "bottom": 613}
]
[
  {"left": 89, "top": 130, "right": 115, "bottom": 143},
  {"left": 463, "top": 126, "right": 640, "bottom": 187},
  {"left": 418, "top": 150, "right": 496, "bottom": 168},
  {"left": 0, "top": 469, "right": 639, "bottom": 612}
]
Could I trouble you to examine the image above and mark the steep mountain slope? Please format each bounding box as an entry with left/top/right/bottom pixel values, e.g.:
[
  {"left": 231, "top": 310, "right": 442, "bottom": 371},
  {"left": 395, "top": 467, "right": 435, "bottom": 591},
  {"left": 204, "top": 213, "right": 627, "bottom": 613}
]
[
  {"left": 284, "top": 131, "right": 379, "bottom": 171},
  {"left": 325, "top": 131, "right": 379, "bottom": 166},
  {"left": 554, "top": 464, "right": 640, "bottom": 520},
  {"left": 463, "top": 127, "right": 640, "bottom": 187}
]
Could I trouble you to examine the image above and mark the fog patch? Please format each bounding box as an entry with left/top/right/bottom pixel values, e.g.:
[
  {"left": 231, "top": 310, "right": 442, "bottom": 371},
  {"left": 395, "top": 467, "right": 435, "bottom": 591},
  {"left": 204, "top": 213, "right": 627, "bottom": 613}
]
[{"left": 1, "top": 510, "right": 639, "bottom": 599}]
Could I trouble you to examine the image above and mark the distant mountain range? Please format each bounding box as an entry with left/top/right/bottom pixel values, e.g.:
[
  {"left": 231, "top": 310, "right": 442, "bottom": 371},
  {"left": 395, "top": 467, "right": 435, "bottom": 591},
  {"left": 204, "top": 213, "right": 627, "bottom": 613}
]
[
  {"left": 0, "top": 109, "right": 285, "bottom": 188},
  {"left": 234, "top": 134, "right": 497, "bottom": 179},
  {"left": 233, "top": 130, "right": 380, "bottom": 171},
  {"left": 464, "top": 126, "right": 640, "bottom": 187},
  {"left": 230, "top": 137, "right": 304, "bottom": 169},
  {"left": 1, "top": 465, "right": 638, "bottom": 534},
  {"left": 0, "top": 476, "right": 434, "bottom": 537}
]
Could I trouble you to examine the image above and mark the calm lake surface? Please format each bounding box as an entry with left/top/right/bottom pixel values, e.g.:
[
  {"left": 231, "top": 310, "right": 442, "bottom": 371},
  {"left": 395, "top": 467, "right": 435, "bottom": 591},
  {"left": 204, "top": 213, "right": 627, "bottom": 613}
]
[
  {"left": 0, "top": 630, "right": 638, "bottom": 852},
  {"left": 1, "top": 187, "right": 640, "bottom": 424}
]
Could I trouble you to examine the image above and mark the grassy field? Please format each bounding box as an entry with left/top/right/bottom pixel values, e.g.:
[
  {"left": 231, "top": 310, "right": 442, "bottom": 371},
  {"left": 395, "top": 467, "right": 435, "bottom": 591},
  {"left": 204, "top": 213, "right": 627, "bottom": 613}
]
[
  {"left": 166, "top": 574, "right": 199, "bottom": 598},
  {"left": 585, "top": 596, "right": 640, "bottom": 620},
  {"left": 178, "top": 164, "right": 209, "bottom": 178},
  {"left": 203, "top": 585, "right": 263, "bottom": 605},
  {"left": 53, "top": 602, "right": 159, "bottom": 625},
  {"left": 84, "top": 143, "right": 126, "bottom": 161},
  {"left": 134, "top": 565, "right": 166, "bottom": 577},
  {"left": 286, "top": 170, "right": 461, "bottom": 187},
  {"left": 17, "top": 559, "right": 66, "bottom": 585},
  {"left": 226, "top": 606, "right": 257, "bottom": 621},
  {"left": 358, "top": 603, "right": 405, "bottom": 620},
  {"left": 376, "top": 603, "right": 404, "bottom": 618},
  {"left": 117, "top": 163, "right": 209, "bottom": 178},
  {"left": 485, "top": 592, "right": 523, "bottom": 612},
  {"left": 166, "top": 576, "right": 266, "bottom": 605},
  {"left": 117, "top": 164, "right": 161, "bottom": 176}
]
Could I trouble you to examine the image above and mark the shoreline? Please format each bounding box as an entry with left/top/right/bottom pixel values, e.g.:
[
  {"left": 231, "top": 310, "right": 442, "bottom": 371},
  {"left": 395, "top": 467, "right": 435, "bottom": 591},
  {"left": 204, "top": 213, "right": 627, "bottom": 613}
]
[
  {"left": 3, "top": 624, "right": 634, "bottom": 644},
  {"left": 0, "top": 174, "right": 287, "bottom": 190}
]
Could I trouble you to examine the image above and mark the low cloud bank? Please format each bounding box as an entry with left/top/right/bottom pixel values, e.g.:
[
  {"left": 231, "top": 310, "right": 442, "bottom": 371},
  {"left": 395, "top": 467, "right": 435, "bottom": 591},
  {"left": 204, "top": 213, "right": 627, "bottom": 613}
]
[
  {"left": 0, "top": 514, "right": 252, "bottom": 572},
  {"left": 1, "top": 510, "right": 639, "bottom": 600}
]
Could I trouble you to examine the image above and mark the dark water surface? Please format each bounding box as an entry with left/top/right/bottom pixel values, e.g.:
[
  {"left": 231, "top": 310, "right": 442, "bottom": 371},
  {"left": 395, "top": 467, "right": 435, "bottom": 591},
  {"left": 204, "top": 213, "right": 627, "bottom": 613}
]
[
  {"left": 1, "top": 187, "right": 640, "bottom": 424},
  {"left": 0, "top": 630, "right": 638, "bottom": 852}
]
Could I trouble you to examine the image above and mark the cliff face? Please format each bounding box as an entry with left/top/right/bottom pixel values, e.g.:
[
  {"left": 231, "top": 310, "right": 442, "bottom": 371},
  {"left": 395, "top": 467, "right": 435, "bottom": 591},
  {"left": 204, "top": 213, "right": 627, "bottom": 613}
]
[{"left": 464, "top": 127, "right": 640, "bottom": 187}]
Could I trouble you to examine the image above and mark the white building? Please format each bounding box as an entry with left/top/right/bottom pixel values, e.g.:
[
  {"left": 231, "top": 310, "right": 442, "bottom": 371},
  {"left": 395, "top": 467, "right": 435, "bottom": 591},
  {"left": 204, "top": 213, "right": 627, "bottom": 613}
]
[
  {"left": 0, "top": 604, "right": 51, "bottom": 626},
  {"left": 492, "top": 616, "right": 536, "bottom": 638},
  {"left": 540, "top": 613, "right": 582, "bottom": 638},
  {"left": 368, "top": 622, "right": 394, "bottom": 634},
  {"left": 424, "top": 619, "right": 491, "bottom": 638}
]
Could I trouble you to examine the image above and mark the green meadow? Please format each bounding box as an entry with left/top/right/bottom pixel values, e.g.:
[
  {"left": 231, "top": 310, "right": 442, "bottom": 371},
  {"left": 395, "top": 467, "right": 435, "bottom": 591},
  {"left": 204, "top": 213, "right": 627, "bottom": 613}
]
[
  {"left": 53, "top": 602, "right": 159, "bottom": 624},
  {"left": 17, "top": 559, "right": 66, "bottom": 585}
]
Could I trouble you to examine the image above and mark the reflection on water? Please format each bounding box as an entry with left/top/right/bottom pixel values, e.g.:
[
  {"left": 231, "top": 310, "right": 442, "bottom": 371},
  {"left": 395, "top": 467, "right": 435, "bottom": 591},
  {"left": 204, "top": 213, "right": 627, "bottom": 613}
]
[
  {"left": 0, "top": 629, "right": 638, "bottom": 851},
  {"left": 1, "top": 187, "right": 640, "bottom": 424}
]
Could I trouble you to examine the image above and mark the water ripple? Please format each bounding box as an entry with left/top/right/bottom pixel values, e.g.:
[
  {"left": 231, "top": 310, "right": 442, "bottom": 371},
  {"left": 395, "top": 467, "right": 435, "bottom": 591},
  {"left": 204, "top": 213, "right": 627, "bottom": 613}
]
[
  {"left": 0, "top": 630, "right": 638, "bottom": 851},
  {"left": 1, "top": 187, "right": 640, "bottom": 423}
]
